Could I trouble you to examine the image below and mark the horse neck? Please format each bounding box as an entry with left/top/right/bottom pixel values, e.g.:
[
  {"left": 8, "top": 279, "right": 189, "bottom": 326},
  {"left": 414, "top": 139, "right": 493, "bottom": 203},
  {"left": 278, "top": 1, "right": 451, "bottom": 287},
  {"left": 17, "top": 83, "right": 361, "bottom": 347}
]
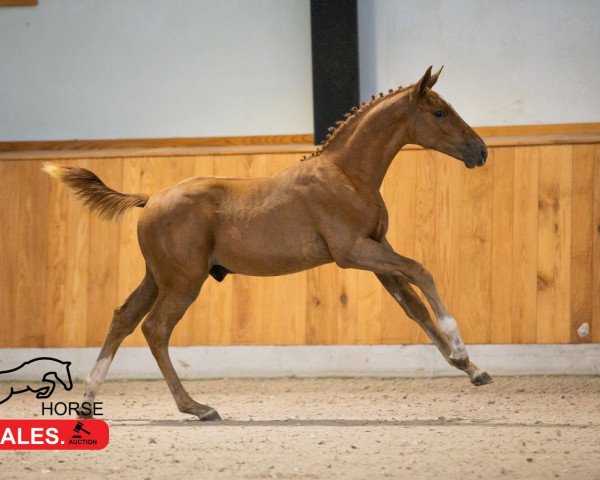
[{"left": 326, "top": 91, "right": 412, "bottom": 189}]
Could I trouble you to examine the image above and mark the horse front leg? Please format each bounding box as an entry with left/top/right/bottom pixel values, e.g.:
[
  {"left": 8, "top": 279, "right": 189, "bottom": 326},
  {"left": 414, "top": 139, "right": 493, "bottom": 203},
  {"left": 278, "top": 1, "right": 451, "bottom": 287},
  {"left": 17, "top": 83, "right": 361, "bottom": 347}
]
[
  {"left": 376, "top": 273, "right": 490, "bottom": 384},
  {"left": 335, "top": 236, "right": 492, "bottom": 385}
]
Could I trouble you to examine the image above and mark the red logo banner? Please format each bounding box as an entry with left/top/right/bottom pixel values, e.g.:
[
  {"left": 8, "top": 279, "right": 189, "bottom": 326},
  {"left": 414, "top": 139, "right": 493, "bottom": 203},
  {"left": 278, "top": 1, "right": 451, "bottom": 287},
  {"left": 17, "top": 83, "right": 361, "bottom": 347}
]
[{"left": 0, "top": 419, "right": 109, "bottom": 450}]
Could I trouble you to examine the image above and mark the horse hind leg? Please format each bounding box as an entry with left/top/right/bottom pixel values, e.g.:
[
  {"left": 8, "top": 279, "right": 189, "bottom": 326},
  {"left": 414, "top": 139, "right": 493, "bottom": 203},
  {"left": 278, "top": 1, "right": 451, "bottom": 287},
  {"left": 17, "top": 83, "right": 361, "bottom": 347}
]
[
  {"left": 81, "top": 268, "right": 158, "bottom": 415},
  {"left": 141, "top": 272, "right": 221, "bottom": 421}
]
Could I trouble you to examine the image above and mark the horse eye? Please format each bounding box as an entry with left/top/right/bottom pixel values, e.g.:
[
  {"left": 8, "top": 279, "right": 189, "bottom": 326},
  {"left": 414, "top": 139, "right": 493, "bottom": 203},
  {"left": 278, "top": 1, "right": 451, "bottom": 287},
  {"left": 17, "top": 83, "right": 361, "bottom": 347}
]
[{"left": 434, "top": 110, "right": 446, "bottom": 118}]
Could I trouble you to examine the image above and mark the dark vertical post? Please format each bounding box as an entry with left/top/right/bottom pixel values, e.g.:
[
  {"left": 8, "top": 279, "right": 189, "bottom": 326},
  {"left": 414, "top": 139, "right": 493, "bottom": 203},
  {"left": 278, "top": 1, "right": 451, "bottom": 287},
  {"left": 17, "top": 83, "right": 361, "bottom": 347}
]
[{"left": 310, "top": 0, "right": 359, "bottom": 145}]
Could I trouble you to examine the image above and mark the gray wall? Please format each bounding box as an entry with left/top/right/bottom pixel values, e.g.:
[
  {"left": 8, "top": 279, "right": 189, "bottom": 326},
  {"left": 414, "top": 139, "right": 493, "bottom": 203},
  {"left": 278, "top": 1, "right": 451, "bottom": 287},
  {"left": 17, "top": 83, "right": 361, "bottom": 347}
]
[
  {"left": 1, "top": 0, "right": 599, "bottom": 140},
  {"left": 0, "top": 0, "right": 312, "bottom": 140},
  {"left": 358, "top": 0, "right": 600, "bottom": 127}
]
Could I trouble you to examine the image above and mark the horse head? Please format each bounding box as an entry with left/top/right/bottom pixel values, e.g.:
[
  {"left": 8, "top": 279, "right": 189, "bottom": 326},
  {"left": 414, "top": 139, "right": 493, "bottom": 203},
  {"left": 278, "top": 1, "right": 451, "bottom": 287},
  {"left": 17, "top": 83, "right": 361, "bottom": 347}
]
[{"left": 407, "top": 66, "right": 488, "bottom": 169}]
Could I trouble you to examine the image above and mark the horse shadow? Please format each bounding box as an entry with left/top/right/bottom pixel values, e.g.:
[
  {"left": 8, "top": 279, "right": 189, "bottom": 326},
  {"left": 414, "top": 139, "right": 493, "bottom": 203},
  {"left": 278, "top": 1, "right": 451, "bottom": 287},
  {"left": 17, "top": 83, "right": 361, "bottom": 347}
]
[{"left": 0, "top": 357, "right": 73, "bottom": 405}]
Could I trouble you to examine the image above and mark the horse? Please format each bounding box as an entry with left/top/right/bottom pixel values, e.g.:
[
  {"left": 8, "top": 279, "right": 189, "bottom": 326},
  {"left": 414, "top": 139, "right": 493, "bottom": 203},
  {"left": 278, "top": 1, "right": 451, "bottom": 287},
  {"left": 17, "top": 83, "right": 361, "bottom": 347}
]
[
  {"left": 44, "top": 66, "right": 491, "bottom": 421},
  {"left": 0, "top": 357, "right": 73, "bottom": 404}
]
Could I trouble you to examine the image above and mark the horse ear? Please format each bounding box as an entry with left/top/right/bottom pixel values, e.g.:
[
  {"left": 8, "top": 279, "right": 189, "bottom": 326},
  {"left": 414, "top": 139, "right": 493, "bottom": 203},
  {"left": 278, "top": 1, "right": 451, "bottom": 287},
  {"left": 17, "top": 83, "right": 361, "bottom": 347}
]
[
  {"left": 428, "top": 66, "right": 443, "bottom": 89},
  {"left": 417, "top": 66, "right": 433, "bottom": 95}
]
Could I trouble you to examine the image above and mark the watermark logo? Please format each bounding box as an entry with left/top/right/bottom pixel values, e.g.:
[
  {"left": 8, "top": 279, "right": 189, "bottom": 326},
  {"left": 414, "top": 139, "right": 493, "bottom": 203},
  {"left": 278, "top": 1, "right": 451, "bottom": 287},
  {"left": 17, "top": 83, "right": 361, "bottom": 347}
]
[
  {"left": 0, "top": 357, "right": 73, "bottom": 404},
  {"left": 0, "top": 419, "right": 109, "bottom": 450},
  {"left": 0, "top": 357, "right": 109, "bottom": 450}
]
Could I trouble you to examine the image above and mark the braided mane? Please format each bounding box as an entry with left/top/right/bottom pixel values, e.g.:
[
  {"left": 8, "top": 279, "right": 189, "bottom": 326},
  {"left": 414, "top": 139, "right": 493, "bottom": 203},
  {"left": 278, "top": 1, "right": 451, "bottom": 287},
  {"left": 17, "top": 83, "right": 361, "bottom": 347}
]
[{"left": 301, "top": 84, "right": 411, "bottom": 161}]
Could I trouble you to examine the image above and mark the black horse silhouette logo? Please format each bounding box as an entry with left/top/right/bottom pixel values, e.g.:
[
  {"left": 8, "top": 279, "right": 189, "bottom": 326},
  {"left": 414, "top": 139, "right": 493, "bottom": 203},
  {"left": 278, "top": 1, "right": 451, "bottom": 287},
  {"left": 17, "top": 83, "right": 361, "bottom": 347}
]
[{"left": 0, "top": 357, "right": 73, "bottom": 405}]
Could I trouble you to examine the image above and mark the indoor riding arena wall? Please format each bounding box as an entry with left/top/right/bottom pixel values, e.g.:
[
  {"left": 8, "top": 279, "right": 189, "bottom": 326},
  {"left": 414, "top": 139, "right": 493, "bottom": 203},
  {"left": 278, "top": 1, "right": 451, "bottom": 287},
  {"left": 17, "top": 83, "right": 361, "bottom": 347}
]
[{"left": 1, "top": 125, "right": 599, "bottom": 349}]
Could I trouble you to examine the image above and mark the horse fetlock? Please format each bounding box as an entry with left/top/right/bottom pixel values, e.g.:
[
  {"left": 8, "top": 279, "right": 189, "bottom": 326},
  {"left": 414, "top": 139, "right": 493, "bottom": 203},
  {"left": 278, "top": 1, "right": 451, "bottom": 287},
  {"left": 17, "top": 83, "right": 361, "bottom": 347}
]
[
  {"left": 449, "top": 342, "right": 469, "bottom": 362},
  {"left": 448, "top": 354, "right": 470, "bottom": 370}
]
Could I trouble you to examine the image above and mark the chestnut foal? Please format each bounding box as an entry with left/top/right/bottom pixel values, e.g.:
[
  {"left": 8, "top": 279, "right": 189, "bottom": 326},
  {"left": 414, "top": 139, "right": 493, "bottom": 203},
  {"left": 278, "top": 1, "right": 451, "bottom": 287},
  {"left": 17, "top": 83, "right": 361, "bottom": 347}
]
[{"left": 45, "top": 67, "right": 491, "bottom": 421}]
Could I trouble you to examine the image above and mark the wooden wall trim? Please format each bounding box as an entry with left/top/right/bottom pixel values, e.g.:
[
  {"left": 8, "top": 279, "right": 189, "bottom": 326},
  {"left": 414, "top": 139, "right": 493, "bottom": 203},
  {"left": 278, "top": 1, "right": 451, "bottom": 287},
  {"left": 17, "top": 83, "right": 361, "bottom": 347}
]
[
  {"left": 0, "top": 0, "right": 37, "bottom": 6},
  {"left": 1, "top": 124, "right": 599, "bottom": 161},
  {"left": 0, "top": 133, "right": 314, "bottom": 153},
  {"left": 475, "top": 122, "right": 600, "bottom": 136}
]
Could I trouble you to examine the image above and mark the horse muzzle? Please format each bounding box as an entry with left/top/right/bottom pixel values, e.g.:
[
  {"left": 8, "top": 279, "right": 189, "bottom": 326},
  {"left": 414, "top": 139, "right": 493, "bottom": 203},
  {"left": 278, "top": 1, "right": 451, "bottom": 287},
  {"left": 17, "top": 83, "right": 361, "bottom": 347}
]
[{"left": 462, "top": 142, "right": 488, "bottom": 168}]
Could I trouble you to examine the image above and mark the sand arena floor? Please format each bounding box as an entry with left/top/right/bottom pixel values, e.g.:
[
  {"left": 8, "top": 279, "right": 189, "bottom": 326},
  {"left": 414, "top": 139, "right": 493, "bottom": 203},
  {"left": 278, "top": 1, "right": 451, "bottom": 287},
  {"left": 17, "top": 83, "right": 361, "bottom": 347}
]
[{"left": 0, "top": 376, "right": 599, "bottom": 479}]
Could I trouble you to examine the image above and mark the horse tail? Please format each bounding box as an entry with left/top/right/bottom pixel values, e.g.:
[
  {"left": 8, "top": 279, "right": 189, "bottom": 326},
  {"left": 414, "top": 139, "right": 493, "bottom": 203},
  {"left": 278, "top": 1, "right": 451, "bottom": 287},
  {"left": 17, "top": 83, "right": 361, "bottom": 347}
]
[{"left": 43, "top": 163, "right": 149, "bottom": 220}]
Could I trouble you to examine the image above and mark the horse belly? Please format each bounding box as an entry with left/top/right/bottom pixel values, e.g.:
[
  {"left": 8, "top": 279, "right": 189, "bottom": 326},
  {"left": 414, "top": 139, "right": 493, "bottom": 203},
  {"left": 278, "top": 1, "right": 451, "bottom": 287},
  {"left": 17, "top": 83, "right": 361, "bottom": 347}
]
[{"left": 213, "top": 222, "right": 332, "bottom": 276}]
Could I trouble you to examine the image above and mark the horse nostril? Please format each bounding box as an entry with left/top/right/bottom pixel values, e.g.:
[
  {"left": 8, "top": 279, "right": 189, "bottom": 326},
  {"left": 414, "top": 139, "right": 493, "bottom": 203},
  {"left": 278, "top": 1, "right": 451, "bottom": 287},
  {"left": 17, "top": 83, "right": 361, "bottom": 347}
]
[{"left": 480, "top": 147, "right": 488, "bottom": 165}]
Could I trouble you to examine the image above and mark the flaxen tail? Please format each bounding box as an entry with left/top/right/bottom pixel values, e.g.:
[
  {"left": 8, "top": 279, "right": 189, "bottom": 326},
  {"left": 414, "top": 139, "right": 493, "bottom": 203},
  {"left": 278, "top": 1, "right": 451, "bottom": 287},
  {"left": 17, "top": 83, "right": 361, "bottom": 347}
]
[{"left": 43, "top": 163, "right": 148, "bottom": 220}]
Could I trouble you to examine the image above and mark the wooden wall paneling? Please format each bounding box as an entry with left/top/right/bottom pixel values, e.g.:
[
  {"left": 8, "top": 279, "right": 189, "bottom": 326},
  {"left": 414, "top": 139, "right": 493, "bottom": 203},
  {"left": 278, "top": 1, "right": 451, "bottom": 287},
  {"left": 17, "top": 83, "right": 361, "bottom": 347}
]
[
  {"left": 0, "top": 162, "right": 23, "bottom": 346},
  {"left": 0, "top": 162, "right": 48, "bottom": 346},
  {"left": 537, "top": 145, "right": 573, "bottom": 343},
  {"left": 0, "top": 140, "right": 597, "bottom": 348},
  {"left": 592, "top": 146, "right": 600, "bottom": 343},
  {"left": 44, "top": 160, "right": 70, "bottom": 347},
  {"left": 85, "top": 159, "right": 123, "bottom": 346},
  {"left": 569, "top": 145, "right": 595, "bottom": 343},
  {"left": 354, "top": 270, "right": 381, "bottom": 344},
  {"left": 62, "top": 159, "right": 91, "bottom": 347},
  {"left": 455, "top": 154, "right": 494, "bottom": 343},
  {"left": 379, "top": 151, "right": 418, "bottom": 343},
  {"left": 285, "top": 221, "right": 310, "bottom": 342},
  {"left": 15, "top": 161, "right": 49, "bottom": 346},
  {"left": 434, "top": 153, "right": 463, "bottom": 342},
  {"left": 490, "top": 147, "right": 516, "bottom": 343},
  {"left": 413, "top": 149, "right": 440, "bottom": 344},
  {"left": 511, "top": 146, "right": 539, "bottom": 343},
  {"left": 306, "top": 263, "right": 341, "bottom": 344},
  {"left": 120, "top": 157, "right": 148, "bottom": 347},
  {"left": 334, "top": 263, "right": 360, "bottom": 345}
]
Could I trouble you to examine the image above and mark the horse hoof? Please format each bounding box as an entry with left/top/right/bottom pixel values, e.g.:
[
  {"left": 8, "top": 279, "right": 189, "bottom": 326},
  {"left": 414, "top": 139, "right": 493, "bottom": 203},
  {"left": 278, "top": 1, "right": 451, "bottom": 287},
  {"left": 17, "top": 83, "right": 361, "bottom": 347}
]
[
  {"left": 198, "top": 409, "right": 222, "bottom": 421},
  {"left": 472, "top": 371, "right": 493, "bottom": 386}
]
